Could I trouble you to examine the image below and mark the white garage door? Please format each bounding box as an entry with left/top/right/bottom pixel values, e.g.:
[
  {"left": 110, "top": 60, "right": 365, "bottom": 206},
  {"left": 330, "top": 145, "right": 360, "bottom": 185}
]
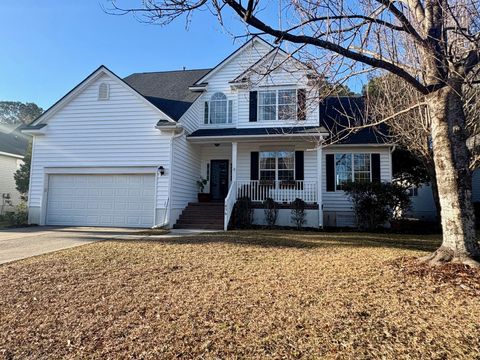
[{"left": 46, "top": 174, "right": 155, "bottom": 228}]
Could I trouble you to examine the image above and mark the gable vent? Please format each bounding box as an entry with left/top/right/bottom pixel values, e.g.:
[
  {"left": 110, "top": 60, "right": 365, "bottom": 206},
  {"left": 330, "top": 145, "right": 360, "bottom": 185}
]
[{"left": 98, "top": 82, "right": 110, "bottom": 100}]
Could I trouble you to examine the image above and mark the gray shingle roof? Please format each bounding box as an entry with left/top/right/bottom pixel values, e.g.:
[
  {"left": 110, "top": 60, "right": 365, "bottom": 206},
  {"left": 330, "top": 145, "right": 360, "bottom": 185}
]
[
  {"left": 0, "top": 125, "right": 30, "bottom": 156},
  {"left": 124, "top": 69, "right": 211, "bottom": 121},
  {"left": 319, "top": 96, "right": 389, "bottom": 144}
]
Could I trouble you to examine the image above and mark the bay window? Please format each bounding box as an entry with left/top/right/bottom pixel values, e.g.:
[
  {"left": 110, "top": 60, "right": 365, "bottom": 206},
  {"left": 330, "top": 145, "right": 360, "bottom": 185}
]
[
  {"left": 260, "top": 151, "right": 295, "bottom": 182},
  {"left": 335, "top": 153, "right": 372, "bottom": 190},
  {"left": 258, "top": 89, "right": 297, "bottom": 121}
]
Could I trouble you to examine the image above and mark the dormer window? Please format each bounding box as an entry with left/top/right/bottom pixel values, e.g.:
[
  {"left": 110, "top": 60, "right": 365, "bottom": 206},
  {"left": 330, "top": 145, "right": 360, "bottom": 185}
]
[
  {"left": 204, "top": 92, "right": 233, "bottom": 124},
  {"left": 98, "top": 82, "right": 110, "bottom": 100}
]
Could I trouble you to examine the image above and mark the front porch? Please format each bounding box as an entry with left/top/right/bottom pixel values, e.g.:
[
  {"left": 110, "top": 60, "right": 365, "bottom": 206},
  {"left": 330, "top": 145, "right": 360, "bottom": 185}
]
[{"left": 185, "top": 132, "right": 324, "bottom": 230}]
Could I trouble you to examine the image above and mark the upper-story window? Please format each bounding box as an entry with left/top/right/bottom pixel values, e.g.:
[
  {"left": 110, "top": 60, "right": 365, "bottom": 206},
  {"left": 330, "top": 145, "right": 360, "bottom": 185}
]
[
  {"left": 204, "top": 92, "right": 233, "bottom": 124},
  {"left": 258, "top": 89, "right": 298, "bottom": 121}
]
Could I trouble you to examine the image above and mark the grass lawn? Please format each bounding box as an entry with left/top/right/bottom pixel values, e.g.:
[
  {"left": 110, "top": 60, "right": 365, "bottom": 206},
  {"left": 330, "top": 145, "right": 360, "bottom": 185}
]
[{"left": 0, "top": 230, "right": 479, "bottom": 359}]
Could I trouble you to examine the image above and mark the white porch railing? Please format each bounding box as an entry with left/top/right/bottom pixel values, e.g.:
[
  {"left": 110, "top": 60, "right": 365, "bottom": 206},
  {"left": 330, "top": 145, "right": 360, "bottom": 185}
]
[
  {"left": 236, "top": 180, "right": 317, "bottom": 204},
  {"left": 224, "top": 180, "right": 237, "bottom": 231}
]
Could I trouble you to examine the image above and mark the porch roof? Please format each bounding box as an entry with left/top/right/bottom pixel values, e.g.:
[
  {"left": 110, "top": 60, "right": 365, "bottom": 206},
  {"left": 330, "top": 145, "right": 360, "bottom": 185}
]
[{"left": 187, "top": 126, "right": 328, "bottom": 141}]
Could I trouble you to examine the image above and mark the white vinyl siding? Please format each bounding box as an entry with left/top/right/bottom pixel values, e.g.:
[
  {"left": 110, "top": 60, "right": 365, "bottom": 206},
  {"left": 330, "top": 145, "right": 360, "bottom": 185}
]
[
  {"left": 0, "top": 154, "right": 23, "bottom": 209},
  {"left": 171, "top": 134, "right": 200, "bottom": 210},
  {"left": 29, "top": 73, "right": 172, "bottom": 223}
]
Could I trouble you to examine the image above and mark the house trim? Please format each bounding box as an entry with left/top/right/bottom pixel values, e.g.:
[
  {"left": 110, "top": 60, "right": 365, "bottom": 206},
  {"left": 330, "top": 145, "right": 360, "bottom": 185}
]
[
  {"left": 43, "top": 166, "right": 159, "bottom": 174},
  {"left": 187, "top": 133, "right": 328, "bottom": 142}
]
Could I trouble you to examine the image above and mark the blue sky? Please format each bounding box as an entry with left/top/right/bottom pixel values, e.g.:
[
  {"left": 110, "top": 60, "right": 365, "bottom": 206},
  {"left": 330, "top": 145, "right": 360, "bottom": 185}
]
[
  {"left": 0, "top": 1, "right": 362, "bottom": 110},
  {"left": 0, "top": 1, "right": 249, "bottom": 109}
]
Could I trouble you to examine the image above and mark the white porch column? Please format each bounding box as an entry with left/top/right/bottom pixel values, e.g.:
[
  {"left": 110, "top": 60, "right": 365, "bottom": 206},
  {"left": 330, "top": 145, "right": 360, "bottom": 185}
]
[
  {"left": 317, "top": 145, "right": 323, "bottom": 228},
  {"left": 232, "top": 142, "right": 238, "bottom": 183}
]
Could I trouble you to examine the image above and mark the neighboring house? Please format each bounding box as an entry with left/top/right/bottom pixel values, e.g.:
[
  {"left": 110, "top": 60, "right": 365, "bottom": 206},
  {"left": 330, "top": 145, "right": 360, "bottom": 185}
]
[
  {"left": 406, "top": 169, "right": 480, "bottom": 221},
  {"left": 0, "top": 125, "right": 29, "bottom": 214},
  {"left": 22, "top": 37, "right": 393, "bottom": 230}
]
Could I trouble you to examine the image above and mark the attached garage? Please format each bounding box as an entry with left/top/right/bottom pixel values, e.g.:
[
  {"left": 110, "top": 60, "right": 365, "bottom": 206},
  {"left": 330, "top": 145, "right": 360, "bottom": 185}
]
[{"left": 45, "top": 174, "right": 156, "bottom": 228}]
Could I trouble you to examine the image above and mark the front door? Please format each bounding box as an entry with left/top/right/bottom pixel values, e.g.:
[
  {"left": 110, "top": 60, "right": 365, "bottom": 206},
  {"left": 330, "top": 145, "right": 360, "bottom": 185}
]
[{"left": 210, "top": 160, "right": 229, "bottom": 201}]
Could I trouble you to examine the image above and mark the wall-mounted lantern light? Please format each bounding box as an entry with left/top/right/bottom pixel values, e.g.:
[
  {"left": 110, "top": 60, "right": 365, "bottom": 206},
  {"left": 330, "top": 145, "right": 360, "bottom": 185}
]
[{"left": 158, "top": 166, "right": 166, "bottom": 176}]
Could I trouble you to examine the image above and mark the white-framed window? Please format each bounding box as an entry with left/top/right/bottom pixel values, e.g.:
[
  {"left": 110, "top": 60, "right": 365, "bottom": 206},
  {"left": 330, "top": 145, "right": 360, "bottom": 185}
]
[
  {"left": 260, "top": 151, "right": 295, "bottom": 181},
  {"left": 98, "top": 82, "right": 110, "bottom": 100},
  {"left": 258, "top": 89, "right": 297, "bottom": 121},
  {"left": 204, "top": 92, "right": 233, "bottom": 124},
  {"left": 335, "top": 153, "right": 372, "bottom": 190},
  {"left": 353, "top": 154, "right": 371, "bottom": 183}
]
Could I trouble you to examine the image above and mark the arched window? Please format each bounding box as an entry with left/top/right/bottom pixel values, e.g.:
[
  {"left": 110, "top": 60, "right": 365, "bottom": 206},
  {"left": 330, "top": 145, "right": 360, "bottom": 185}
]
[
  {"left": 98, "top": 82, "right": 110, "bottom": 100},
  {"left": 209, "top": 92, "right": 227, "bottom": 124}
]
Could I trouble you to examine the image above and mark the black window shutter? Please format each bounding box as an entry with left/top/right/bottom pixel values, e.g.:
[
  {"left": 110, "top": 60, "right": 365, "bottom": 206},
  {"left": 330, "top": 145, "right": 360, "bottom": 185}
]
[
  {"left": 371, "top": 153, "right": 381, "bottom": 182},
  {"left": 249, "top": 91, "right": 257, "bottom": 122},
  {"left": 295, "top": 151, "right": 304, "bottom": 180},
  {"left": 326, "top": 154, "right": 335, "bottom": 192},
  {"left": 251, "top": 152, "right": 259, "bottom": 180},
  {"left": 204, "top": 102, "right": 209, "bottom": 124},
  {"left": 297, "top": 89, "right": 306, "bottom": 121}
]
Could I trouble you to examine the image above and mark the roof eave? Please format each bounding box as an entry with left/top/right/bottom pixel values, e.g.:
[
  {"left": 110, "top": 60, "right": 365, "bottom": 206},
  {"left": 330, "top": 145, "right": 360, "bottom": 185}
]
[
  {"left": 187, "top": 132, "right": 329, "bottom": 143},
  {"left": 0, "top": 151, "right": 24, "bottom": 159}
]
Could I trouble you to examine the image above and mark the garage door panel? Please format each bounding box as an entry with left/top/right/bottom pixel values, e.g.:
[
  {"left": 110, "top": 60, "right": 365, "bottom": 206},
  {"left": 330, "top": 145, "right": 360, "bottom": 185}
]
[{"left": 46, "top": 174, "right": 155, "bottom": 228}]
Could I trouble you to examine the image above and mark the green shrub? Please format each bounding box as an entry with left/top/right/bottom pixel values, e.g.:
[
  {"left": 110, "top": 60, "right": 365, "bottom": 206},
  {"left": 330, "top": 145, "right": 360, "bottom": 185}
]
[
  {"left": 291, "top": 198, "right": 306, "bottom": 229},
  {"left": 343, "top": 182, "right": 410, "bottom": 230},
  {"left": 234, "top": 197, "right": 253, "bottom": 228},
  {"left": 4, "top": 202, "right": 28, "bottom": 227},
  {"left": 263, "top": 197, "right": 278, "bottom": 228}
]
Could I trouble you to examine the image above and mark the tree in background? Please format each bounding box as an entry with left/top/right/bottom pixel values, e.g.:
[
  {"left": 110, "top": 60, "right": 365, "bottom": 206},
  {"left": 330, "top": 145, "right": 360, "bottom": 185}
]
[
  {"left": 0, "top": 101, "right": 43, "bottom": 201},
  {"left": 109, "top": 0, "right": 480, "bottom": 266},
  {"left": 0, "top": 101, "right": 43, "bottom": 127},
  {"left": 14, "top": 142, "right": 32, "bottom": 201}
]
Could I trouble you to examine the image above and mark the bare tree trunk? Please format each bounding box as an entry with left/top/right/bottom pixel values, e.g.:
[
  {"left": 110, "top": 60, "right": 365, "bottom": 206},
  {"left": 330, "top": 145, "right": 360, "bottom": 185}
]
[
  {"left": 425, "top": 165, "right": 442, "bottom": 222},
  {"left": 424, "top": 81, "right": 480, "bottom": 266}
]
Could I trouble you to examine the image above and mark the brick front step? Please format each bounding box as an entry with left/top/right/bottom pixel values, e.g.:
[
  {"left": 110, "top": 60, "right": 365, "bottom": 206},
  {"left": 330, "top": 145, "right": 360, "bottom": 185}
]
[{"left": 173, "top": 202, "right": 224, "bottom": 230}]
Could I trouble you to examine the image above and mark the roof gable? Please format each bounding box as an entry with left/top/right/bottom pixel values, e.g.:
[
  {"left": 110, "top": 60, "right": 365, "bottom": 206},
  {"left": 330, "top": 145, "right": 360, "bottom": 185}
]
[
  {"left": 231, "top": 47, "right": 311, "bottom": 84},
  {"left": 27, "top": 66, "right": 174, "bottom": 128},
  {"left": 192, "top": 36, "right": 273, "bottom": 86}
]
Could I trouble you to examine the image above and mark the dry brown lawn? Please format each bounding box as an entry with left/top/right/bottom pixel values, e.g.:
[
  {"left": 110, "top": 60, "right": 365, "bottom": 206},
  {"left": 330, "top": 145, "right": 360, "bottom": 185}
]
[{"left": 1, "top": 230, "right": 479, "bottom": 359}]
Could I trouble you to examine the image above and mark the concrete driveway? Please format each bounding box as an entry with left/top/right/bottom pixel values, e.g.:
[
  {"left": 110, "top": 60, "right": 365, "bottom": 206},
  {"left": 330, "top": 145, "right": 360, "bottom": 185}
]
[{"left": 0, "top": 226, "right": 145, "bottom": 265}]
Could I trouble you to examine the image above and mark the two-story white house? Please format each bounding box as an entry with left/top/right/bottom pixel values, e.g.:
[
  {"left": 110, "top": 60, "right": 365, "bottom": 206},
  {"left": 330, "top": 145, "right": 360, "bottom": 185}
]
[{"left": 22, "top": 37, "right": 394, "bottom": 230}]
